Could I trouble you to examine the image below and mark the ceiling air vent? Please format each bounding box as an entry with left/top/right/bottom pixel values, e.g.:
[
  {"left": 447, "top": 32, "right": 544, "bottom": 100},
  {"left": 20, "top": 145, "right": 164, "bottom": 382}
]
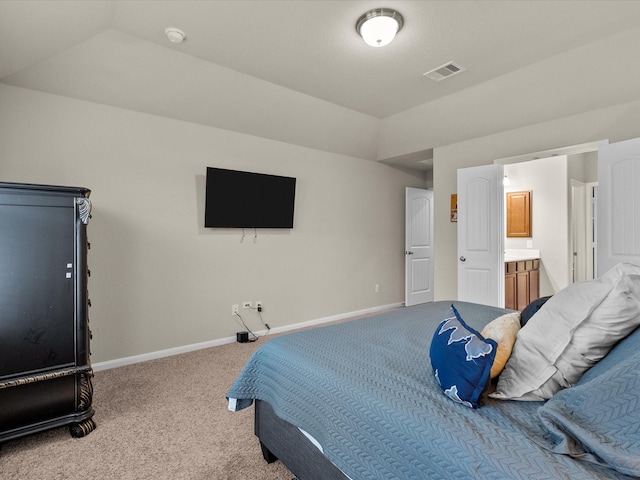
[{"left": 423, "top": 62, "right": 465, "bottom": 82}]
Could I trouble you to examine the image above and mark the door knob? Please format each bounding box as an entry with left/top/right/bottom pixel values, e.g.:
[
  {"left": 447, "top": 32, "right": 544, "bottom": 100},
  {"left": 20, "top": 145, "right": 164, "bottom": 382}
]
[
  {"left": 405, "top": 251, "right": 414, "bottom": 255},
  {"left": 459, "top": 256, "right": 466, "bottom": 262}
]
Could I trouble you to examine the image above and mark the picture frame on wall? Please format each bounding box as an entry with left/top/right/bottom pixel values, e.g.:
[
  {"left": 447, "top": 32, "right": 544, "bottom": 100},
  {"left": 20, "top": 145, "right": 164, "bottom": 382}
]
[{"left": 450, "top": 194, "right": 457, "bottom": 222}]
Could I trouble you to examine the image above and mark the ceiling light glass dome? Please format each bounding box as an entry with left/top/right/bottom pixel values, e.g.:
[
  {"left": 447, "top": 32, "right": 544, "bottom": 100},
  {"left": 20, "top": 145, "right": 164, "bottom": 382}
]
[{"left": 356, "top": 8, "right": 404, "bottom": 47}]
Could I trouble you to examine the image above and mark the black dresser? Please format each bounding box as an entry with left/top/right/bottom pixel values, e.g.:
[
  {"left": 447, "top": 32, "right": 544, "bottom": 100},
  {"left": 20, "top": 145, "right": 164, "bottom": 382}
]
[{"left": 0, "top": 182, "right": 95, "bottom": 442}]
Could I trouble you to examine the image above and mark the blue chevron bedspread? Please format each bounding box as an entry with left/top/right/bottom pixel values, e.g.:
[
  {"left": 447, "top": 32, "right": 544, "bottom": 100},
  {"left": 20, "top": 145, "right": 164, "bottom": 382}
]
[{"left": 227, "top": 301, "right": 636, "bottom": 479}]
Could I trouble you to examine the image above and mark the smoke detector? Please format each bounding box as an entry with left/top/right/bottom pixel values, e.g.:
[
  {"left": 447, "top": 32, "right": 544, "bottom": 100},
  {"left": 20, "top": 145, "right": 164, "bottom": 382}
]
[
  {"left": 165, "top": 27, "right": 186, "bottom": 44},
  {"left": 423, "top": 61, "right": 465, "bottom": 82}
]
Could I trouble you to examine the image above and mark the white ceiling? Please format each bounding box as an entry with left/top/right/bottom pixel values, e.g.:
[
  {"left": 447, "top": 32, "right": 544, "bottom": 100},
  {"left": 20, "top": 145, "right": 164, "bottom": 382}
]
[{"left": 2, "top": 0, "right": 640, "bottom": 166}]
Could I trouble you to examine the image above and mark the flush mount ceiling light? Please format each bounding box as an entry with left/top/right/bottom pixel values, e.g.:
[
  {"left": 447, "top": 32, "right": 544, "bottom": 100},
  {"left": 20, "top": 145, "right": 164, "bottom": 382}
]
[
  {"left": 356, "top": 8, "right": 404, "bottom": 47},
  {"left": 165, "top": 27, "right": 186, "bottom": 44}
]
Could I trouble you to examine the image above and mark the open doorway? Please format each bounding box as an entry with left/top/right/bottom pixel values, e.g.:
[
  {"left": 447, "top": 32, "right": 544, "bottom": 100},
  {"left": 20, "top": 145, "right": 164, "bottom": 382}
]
[{"left": 498, "top": 143, "right": 598, "bottom": 298}]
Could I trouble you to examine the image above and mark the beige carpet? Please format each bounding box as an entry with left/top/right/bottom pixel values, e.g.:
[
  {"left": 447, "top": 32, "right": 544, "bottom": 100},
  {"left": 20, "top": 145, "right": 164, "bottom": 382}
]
[{"left": 0, "top": 338, "right": 293, "bottom": 480}]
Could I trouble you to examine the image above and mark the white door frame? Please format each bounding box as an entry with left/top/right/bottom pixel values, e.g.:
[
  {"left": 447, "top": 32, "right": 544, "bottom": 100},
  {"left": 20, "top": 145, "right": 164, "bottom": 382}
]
[
  {"left": 570, "top": 179, "right": 587, "bottom": 283},
  {"left": 586, "top": 182, "right": 598, "bottom": 280}
]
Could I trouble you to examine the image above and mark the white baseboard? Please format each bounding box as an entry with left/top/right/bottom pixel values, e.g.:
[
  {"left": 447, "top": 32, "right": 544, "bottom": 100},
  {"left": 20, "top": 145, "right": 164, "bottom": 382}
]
[{"left": 93, "top": 302, "right": 402, "bottom": 372}]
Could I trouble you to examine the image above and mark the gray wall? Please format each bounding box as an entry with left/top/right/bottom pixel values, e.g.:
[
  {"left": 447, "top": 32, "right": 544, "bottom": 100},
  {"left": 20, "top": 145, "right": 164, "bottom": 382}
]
[{"left": 0, "top": 84, "right": 425, "bottom": 363}]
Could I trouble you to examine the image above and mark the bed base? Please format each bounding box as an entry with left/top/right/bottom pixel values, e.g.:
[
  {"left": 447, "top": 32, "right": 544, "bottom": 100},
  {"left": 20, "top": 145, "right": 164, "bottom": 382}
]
[{"left": 254, "top": 399, "right": 348, "bottom": 480}]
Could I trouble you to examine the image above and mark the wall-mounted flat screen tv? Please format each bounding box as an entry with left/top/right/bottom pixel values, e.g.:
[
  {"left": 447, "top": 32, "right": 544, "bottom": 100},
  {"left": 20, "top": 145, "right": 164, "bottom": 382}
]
[{"left": 204, "top": 167, "right": 296, "bottom": 228}]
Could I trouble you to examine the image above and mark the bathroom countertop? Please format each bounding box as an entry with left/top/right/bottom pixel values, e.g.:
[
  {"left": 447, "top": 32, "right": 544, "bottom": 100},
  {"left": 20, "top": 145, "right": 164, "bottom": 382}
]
[{"left": 504, "top": 249, "right": 540, "bottom": 262}]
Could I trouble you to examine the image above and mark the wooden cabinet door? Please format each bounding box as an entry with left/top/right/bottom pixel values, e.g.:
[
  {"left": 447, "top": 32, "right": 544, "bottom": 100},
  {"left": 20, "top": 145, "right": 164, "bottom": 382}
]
[
  {"left": 505, "top": 273, "right": 516, "bottom": 310},
  {"left": 506, "top": 191, "right": 532, "bottom": 237},
  {"left": 529, "top": 268, "right": 540, "bottom": 303},
  {"left": 516, "top": 270, "right": 530, "bottom": 311},
  {"left": 505, "top": 259, "right": 541, "bottom": 311},
  {"left": 0, "top": 200, "right": 75, "bottom": 378}
]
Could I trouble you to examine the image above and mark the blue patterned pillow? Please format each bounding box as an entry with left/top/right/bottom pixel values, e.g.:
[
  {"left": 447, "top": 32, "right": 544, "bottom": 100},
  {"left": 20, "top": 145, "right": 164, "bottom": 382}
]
[{"left": 429, "top": 304, "right": 497, "bottom": 408}]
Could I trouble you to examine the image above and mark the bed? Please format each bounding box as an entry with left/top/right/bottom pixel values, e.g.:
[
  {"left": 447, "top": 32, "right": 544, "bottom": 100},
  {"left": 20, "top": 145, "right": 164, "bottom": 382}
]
[{"left": 227, "top": 264, "right": 640, "bottom": 480}]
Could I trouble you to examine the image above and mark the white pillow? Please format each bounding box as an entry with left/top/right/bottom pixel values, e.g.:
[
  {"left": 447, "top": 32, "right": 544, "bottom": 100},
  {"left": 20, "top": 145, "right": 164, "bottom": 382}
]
[{"left": 492, "top": 263, "right": 640, "bottom": 401}]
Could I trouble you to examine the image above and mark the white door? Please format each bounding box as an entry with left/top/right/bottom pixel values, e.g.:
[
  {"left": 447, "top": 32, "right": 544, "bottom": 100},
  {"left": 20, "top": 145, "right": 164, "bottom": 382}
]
[
  {"left": 457, "top": 164, "right": 504, "bottom": 307},
  {"left": 597, "top": 138, "right": 640, "bottom": 275},
  {"left": 405, "top": 187, "right": 434, "bottom": 306}
]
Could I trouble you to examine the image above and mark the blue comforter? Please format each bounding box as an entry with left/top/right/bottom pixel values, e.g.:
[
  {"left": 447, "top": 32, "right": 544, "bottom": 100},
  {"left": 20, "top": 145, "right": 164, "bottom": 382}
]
[{"left": 227, "top": 301, "right": 633, "bottom": 479}]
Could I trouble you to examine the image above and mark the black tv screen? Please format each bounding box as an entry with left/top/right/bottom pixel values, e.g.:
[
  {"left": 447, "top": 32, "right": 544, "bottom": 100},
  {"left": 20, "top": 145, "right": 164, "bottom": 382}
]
[{"left": 204, "top": 167, "right": 296, "bottom": 228}]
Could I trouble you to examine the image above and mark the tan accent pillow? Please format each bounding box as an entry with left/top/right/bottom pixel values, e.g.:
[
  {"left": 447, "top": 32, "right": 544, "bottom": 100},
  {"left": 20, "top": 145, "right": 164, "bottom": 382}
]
[{"left": 481, "top": 313, "right": 521, "bottom": 379}]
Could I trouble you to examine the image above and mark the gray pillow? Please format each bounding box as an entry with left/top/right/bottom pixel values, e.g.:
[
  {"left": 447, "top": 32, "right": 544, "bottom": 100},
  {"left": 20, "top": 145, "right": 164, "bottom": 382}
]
[{"left": 492, "top": 263, "right": 640, "bottom": 401}]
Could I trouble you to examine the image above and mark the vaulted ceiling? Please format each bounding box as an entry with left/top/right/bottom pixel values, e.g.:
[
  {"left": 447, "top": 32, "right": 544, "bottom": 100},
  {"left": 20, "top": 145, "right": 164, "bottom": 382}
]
[{"left": 2, "top": 0, "right": 640, "bottom": 168}]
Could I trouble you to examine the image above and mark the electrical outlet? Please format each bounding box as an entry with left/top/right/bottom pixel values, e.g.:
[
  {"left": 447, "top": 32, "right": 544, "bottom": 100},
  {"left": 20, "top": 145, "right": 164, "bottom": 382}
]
[
  {"left": 232, "top": 304, "right": 239, "bottom": 315},
  {"left": 242, "top": 301, "right": 252, "bottom": 309},
  {"left": 255, "top": 301, "right": 263, "bottom": 311},
  {"left": 375, "top": 284, "right": 380, "bottom": 293}
]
